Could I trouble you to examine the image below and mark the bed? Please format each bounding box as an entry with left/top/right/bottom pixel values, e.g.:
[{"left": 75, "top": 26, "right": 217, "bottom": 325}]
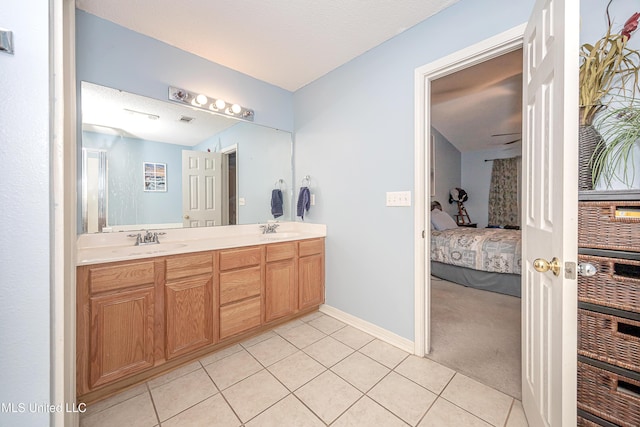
[{"left": 430, "top": 227, "right": 522, "bottom": 297}]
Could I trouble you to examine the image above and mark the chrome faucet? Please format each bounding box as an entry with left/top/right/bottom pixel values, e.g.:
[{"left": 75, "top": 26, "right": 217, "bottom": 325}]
[
  {"left": 128, "top": 230, "right": 166, "bottom": 245},
  {"left": 260, "top": 223, "right": 279, "bottom": 234}
]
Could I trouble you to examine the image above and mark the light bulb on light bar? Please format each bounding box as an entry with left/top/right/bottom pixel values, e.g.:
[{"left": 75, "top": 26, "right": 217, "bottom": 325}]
[{"left": 168, "top": 86, "right": 254, "bottom": 122}]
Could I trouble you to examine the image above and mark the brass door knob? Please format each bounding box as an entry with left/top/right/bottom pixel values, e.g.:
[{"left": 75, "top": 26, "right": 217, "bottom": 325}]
[
  {"left": 183, "top": 214, "right": 190, "bottom": 219},
  {"left": 533, "top": 257, "right": 561, "bottom": 276}
]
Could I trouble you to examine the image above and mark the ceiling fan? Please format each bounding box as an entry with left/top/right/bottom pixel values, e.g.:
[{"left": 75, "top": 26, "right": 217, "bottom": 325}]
[{"left": 491, "top": 132, "right": 521, "bottom": 145}]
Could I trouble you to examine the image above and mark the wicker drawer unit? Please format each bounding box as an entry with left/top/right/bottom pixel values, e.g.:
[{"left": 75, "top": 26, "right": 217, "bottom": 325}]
[{"left": 578, "top": 193, "right": 640, "bottom": 427}]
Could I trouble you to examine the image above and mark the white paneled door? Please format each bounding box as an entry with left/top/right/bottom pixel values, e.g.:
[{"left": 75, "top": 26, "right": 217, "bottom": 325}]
[
  {"left": 182, "top": 150, "right": 222, "bottom": 227},
  {"left": 521, "top": 0, "right": 578, "bottom": 425}
]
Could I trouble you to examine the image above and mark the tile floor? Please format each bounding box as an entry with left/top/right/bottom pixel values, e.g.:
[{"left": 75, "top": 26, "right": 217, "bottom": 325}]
[{"left": 80, "top": 311, "right": 529, "bottom": 427}]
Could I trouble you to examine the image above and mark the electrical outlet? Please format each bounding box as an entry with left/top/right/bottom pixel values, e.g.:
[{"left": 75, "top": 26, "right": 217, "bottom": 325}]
[{"left": 239, "top": 197, "right": 246, "bottom": 206}]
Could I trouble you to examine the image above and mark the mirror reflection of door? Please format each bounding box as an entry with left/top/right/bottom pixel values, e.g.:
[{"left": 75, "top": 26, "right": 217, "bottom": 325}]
[
  {"left": 182, "top": 150, "right": 223, "bottom": 227},
  {"left": 82, "top": 148, "right": 107, "bottom": 233},
  {"left": 221, "top": 145, "right": 238, "bottom": 225}
]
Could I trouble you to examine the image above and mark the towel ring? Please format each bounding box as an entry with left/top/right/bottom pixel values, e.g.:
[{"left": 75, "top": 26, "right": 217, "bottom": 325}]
[
  {"left": 301, "top": 175, "right": 311, "bottom": 187},
  {"left": 274, "top": 179, "right": 284, "bottom": 190}
]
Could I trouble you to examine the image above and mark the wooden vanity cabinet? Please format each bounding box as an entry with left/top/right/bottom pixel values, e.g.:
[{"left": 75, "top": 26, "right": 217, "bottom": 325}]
[
  {"left": 164, "top": 252, "right": 216, "bottom": 360},
  {"left": 76, "top": 260, "right": 161, "bottom": 394},
  {"left": 218, "top": 246, "right": 263, "bottom": 339},
  {"left": 298, "top": 239, "right": 325, "bottom": 310},
  {"left": 264, "top": 242, "right": 298, "bottom": 322}
]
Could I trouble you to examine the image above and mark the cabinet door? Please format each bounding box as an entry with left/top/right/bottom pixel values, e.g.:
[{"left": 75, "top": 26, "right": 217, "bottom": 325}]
[
  {"left": 265, "top": 259, "right": 297, "bottom": 322},
  {"left": 89, "top": 287, "right": 155, "bottom": 388},
  {"left": 298, "top": 254, "right": 325, "bottom": 310},
  {"left": 165, "top": 275, "right": 214, "bottom": 360}
]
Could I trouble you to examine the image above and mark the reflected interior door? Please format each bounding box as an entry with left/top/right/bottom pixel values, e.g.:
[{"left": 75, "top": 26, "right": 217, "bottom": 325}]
[
  {"left": 182, "top": 151, "right": 222, "bottom": 227},
  {"left": 521, "top": 0, "right": 578, "bottom": 425}
]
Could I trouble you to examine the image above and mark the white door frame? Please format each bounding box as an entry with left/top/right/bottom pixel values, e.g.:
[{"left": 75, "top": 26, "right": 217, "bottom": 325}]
[{"left": 413, "top": 24, "right": 526, "bottom": 356}]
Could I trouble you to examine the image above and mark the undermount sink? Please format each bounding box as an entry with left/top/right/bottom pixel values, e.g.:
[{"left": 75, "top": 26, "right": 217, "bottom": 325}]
[
  {"left": 112, "top": 242, "right": 187, "bottom": 256},
  {"left": 260, "top": 232, "right": 302, "bottom": 241}
]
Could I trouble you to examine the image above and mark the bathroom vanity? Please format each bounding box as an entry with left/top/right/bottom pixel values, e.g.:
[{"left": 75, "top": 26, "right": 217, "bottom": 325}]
[{"left": 76, "top": 223, "right": 325, "bottom": 403}]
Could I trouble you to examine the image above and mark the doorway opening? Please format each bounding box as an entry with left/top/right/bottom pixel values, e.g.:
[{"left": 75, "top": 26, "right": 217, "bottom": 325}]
[
  {"left": 222, "top": 145, "right": 238, "bottom": 225},
  {"left": 413, "top": 24, "right": 526, "bottom": 399}
]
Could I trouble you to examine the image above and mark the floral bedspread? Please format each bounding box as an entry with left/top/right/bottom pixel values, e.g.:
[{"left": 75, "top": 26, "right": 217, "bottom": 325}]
[{"left": 431, "top": 228, "right": 522, "bottom": 274}]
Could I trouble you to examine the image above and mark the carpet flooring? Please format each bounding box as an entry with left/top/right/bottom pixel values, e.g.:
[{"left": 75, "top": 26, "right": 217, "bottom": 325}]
[{"left": 426, "top": 276, "right": 522, "bottom": 399}]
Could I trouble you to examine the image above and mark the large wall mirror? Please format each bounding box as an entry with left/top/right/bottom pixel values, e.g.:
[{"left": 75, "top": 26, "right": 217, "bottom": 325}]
[{"left": 79, "top": 82, "right": 294, "bottom": 234}]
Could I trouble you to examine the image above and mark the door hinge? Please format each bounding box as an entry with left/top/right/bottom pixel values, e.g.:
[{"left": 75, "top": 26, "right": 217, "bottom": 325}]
[
  {"left": 564, "top": 261, "right": 576, "bottom": 280},
  {"left": 422, "top": 230, "right": 425, "bottom": 238}
]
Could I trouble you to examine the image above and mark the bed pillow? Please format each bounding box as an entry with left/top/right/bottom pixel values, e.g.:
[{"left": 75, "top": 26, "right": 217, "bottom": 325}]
[{"left": 431, "top": 209, "right": 459, "bottom": 230}]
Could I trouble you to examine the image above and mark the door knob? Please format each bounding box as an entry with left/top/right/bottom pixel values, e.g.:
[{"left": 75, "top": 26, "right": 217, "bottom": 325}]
[
  {"left": 183, "top": 214, "right": 190, "bottom": 219},
  {"left": 533, "top": 257, "right": 561, "bottom": 276},
  {"left": 578, "top": 262, "right": 597, "bottom": 277}
]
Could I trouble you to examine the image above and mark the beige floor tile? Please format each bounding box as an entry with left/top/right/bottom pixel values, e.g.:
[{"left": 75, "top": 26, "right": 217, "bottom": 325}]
[
  {"left": 245, "top": 394, "right": 324, "bottom": 427},
  {"left": 204, "top": 349, "right": 263, "bottom": 390},
  {"left": 506, "top": 400, "right": 529, "bottom": 427},
  {"left": 162, "top": 394, "right": 240, "bottom": 427},
  {"left": 331, "top": 351, "right": 390, "bottom": 392},
  {"left": 359, "top": 339, "right": 409, "bottom": 369},
  {"left": 245, "top": 335, "right": 298, "bottom": 366},
  {"left": 150, "top": 368, "right": 217, "bottom": 421},
  {"left": 222, "top": 370, "right": 289, "bottom": 422},
  {"left": 199, "top": 343, "right": 243, "bottom": 366},
  {"left": 332, "top": 396, "right": 409, "bottom": 427},
  {"left": 419, "top": 398, "right": 491, "bottom": 427},
  {"left": 441, "top": 374, "right": 513, "bottom": 427},
  {"left": 395, "top": 355, "right": 456, "bottom": 394},
  {"left": 368, "top": 372, "right": 437, "bottom": 426},
  {"left": 277, "top": 323, "right": 327, "bottom": 348},
  {"left": 295, "top": 370, "right": 362, "bottom": 424},
  {"left": 273, "top": 318, "right": 305, "bottom": 333},
  {"left": 308, "top": 314, "right": 346, "bottom": 334},
  {"left": 304, "top": 336, "right": 354, "bottom": 367},
  {"left": 268, "top": 351, "right": 326, "bottom": 391},
  {"left": 80, "top": 392, "right": 157, "bottom": 427},
  {"left": 81, "top": 383, "right": 148, "bottom": 418},
  {"left": 147, "top": 361, "right": 201, "bottom": 389},
  {"left": 331, "top": 325, "right": 375, "bottom": 350},
  {"left": 240, "top": 330, "right": 278, "bottom": 348},
  {"left": 298, "top": 311, "right": 325, "bottom": 322}
]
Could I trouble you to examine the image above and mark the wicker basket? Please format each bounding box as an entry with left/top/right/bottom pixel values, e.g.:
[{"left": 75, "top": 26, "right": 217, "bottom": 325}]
[
  {"left": 577, "top": 415, "right": 606, "bottom": 427},
  {"left": 578, "top": 201, "right": 640, "bottom": 252},
  {"left": 578, "top": 309, "right": 640, "bottom": 372},
  {"left": 577, "top": 361, "right": 640, "bottom": 427},
  {"left": 578, "top": 254, "right": 640, "bottom": 314}
]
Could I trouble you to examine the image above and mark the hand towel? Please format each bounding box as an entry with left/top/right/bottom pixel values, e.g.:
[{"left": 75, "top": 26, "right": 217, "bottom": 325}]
[
  {"left": 271, "top": 189, "right": 283, "bottom": 218},
  {"left": 297, "top": 186, "right": 310, "bottom": 220}
]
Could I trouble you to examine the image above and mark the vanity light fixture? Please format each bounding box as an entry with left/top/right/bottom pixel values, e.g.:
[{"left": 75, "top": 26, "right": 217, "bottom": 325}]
[{"left": 168, "top": 86, "right": 254, "bottom": 121}]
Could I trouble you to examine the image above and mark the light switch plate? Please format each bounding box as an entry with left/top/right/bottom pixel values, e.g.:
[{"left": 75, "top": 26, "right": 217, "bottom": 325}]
[
  {"left": 238, "top": 197, "right": 246, "bottom": 206},
  {"left": 386, "top": 191, "right": 412, "bottom": 207},
  {"left": 310, "top": 194, "right": 316, "bottom": 205}
]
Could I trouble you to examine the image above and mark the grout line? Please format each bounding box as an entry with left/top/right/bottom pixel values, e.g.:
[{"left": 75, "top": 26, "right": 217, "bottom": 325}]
[
  {"left": 145, "top": 382, "right": 161, "bottom": 427},
  {"left": 503, "top": 398, "right": 516, "bottom": 427}
]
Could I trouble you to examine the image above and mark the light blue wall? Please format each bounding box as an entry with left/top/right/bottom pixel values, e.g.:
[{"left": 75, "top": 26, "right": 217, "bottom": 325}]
[
  {"left": 195, "top": 122, "right": 294, "bottom": 223},
  {"left": 293, "top": 0, "right": 535, "bottom": 340},
  {"left": 83, "top": 131, "right": 186, "bottom": 227},
  {"left": 0, "top": 0, "right": 51, "bottom": 425},
  {"left": 431, "top": 128, "right": 461, "bottom": 218}
]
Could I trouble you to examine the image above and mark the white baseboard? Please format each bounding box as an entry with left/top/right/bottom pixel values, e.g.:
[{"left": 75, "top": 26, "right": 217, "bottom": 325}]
[{"left": 319, "top": 304, "right": 415, "bottom": 354}]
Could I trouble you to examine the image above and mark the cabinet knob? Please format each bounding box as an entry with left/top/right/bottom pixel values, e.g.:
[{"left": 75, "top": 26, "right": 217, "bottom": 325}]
[{"left": 577, "top": 262, "right": 597, "bottom": 277}]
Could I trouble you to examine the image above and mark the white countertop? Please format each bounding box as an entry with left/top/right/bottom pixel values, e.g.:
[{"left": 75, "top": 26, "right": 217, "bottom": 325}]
[{"left": 76, "top": 222, "right": 327, "bottom": 266}]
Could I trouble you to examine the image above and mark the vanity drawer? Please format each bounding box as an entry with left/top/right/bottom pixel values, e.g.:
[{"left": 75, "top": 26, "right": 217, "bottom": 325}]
[
  {"left": 89, "top": 261, "right": 155, "bottom": 294},
  {"left": 266, "top": 242, "right": 296, "bottom": 262},
  {"left": 219, "top": 266, "right": 261, "bottom": 305},
  {"left": 219, "top": 296, "right": 261, "bottom": 339},
  {"left": 219, "top": 247, "right": 262, "bottom": 271},
  {"left": 165, "top": 252, "right": 214, "bottom": 281},
  {"left": 299, "top": 238, "right": 324, "bottom": 257}
]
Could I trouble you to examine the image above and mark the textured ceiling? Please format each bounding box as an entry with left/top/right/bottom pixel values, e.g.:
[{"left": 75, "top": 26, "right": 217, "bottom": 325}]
[
  {"left": 431, "top": 48, "right": 523, "bottom": 153},
  {"left": 76, "top": 0, "right": 459, "bottom": 91}
]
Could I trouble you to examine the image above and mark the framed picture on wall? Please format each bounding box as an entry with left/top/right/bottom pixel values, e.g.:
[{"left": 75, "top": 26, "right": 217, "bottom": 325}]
[
  {"left": 430, "top": 135, "right": 436, "bottom": 196},
  {"left": 144, "top": 162, "right": 167, "bottom": 192}
]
